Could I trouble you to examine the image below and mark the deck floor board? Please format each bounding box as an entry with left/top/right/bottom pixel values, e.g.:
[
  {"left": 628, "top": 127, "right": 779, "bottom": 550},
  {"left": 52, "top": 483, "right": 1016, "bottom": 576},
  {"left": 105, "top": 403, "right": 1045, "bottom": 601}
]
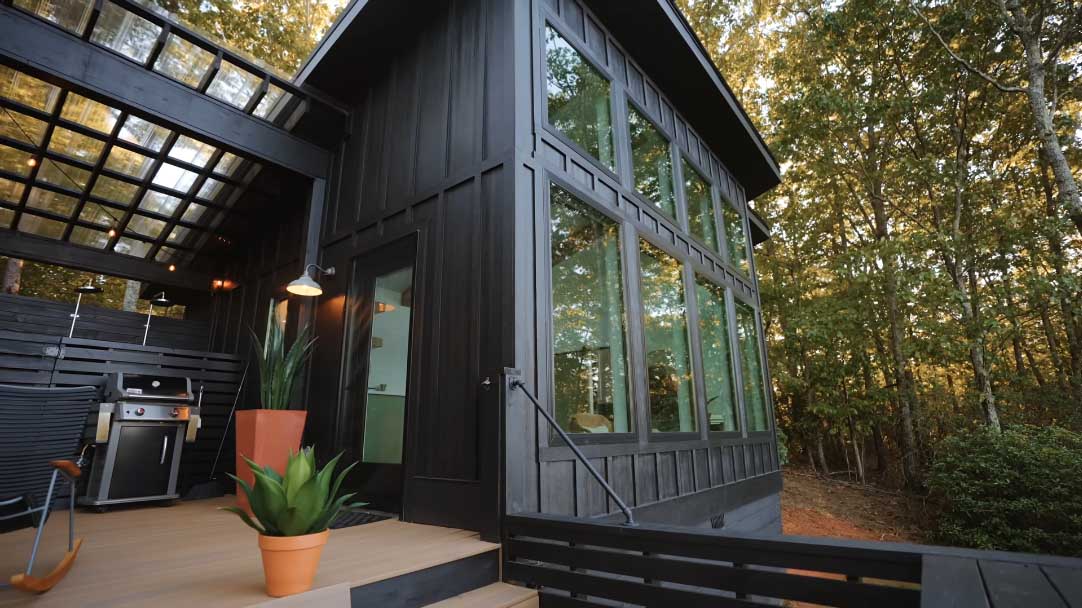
[{"left": 0, "top": 497, "right": 497, "bottom": 608}]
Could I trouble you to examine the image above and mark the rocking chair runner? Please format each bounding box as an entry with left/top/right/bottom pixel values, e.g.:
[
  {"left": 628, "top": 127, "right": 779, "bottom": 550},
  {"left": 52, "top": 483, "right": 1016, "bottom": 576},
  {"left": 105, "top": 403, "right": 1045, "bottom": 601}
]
[{"left": 0, "top": 384, "right": 98, "bottom": 593}]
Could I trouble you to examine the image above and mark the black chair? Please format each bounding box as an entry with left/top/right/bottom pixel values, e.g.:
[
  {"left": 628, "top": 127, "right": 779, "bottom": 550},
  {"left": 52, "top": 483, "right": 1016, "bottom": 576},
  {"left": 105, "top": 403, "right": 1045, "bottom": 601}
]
[{"left": 0, "top": 384, "right": 97, "bottom": 593}]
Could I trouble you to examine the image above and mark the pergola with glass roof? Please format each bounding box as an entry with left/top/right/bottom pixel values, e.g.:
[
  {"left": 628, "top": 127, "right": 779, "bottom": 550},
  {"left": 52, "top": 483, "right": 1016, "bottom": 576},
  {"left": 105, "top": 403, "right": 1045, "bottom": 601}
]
[{"left": 0, "top": 0, "right": 345, "bottom": 288}]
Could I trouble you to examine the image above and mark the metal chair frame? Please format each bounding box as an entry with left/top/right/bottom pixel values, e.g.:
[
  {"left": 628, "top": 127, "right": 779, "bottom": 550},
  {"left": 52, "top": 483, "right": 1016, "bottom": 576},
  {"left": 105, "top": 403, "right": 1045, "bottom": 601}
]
[{"left": 0, "top": 465, "right": 79, "bottom": 587}]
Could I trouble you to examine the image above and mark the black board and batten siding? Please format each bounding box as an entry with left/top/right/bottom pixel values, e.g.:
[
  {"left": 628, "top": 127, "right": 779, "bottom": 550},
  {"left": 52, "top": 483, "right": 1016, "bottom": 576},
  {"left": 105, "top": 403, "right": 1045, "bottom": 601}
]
[
  {"left": 0, "top": 328, "right": 243, "bottom": 491},
  {"left": 300, "top": 0, "right": 516, "bottom": 536},
  {"left": 507, "top": 0, "right": 780, "bottom": 528}
]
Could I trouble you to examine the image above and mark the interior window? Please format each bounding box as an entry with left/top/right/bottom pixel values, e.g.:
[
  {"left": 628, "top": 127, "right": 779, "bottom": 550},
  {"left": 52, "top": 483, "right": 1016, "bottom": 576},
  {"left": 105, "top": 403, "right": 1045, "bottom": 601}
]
[
  {"left": 639, "top": 239, "right": 696, "bottom": 433},
  {"left": 722, "top": 200, "right": 749, "bottom": 274},
  {"left": 694, "top": 276, "right": 738, "bottom": 432},
  {"left": 683, "top": 159, "right": 718, "bottom": 252},
  {"left": 545, "top": 26, "right": 616, "bottom": 171},
  {"left": 628, "top": 105, "right": 675, "bottom": 217},
  {"left": 735, "top": 301, "right": 768, "bottom": 431},
  {"left": 550, "top": 185, "right": 631, "bottom": 434}
]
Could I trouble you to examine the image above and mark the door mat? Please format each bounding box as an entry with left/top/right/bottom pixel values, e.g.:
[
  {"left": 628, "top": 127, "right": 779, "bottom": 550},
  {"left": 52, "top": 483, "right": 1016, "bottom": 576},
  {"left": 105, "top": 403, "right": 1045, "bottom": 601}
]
[{"left": 330, "top": 509, "right": 393, "bottom": 529}]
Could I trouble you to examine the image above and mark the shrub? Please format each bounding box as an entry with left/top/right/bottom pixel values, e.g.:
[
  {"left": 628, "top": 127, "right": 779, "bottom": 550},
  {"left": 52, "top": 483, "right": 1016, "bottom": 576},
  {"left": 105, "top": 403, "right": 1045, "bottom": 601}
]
[{"left": 927, "top": 425, "right": 1082, "bottom": 557}]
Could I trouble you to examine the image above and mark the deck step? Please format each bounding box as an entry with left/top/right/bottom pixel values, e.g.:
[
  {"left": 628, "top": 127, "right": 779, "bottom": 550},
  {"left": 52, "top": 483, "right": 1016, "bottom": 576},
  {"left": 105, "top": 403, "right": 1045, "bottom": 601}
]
[{"left": 422, "top": 583, "right": 538, "bottom": 608}]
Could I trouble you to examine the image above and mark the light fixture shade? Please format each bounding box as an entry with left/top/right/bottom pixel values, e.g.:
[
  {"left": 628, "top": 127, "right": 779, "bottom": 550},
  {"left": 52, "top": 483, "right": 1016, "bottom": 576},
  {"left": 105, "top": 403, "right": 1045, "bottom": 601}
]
[{"left": 287, "top": 273, "right": 323, "bottom": 296}]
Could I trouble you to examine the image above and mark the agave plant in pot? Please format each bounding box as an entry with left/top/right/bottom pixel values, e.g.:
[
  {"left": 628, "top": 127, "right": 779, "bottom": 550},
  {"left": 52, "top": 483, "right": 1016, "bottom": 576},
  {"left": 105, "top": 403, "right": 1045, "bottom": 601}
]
[
  {"left": 224, "top": 447, "right": 361, "bottom": 597},
  {"left": 235, "top": 316, "right": 316, "bottom": 511}
]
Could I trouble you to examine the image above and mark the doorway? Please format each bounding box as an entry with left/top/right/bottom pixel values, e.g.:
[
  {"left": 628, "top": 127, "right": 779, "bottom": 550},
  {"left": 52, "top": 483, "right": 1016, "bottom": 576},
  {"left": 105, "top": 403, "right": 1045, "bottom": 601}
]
[{"left": 338, "top": 238, "right": 417, "bottom": 513}]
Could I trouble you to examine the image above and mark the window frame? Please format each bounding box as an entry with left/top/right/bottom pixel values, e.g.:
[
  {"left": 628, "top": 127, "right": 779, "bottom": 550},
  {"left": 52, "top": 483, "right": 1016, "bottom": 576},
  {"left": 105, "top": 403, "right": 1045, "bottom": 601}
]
[
  {"left": 719, "top": 193, "right": 752, "bottom": 277},
  {"left": 730, "top": 288, "right": 773, "bottom": 436},
  {"left": 540, "top": 17, "right": 622, "bottom": 185},
  {"left": 624, "top": 96, "right": 680, "bottom": 225},
  {"left": 542, "top": 174, "right": 639, "bottom": 446},
  {"left": 677, "top": 151, "right": 721, "bottom": 256},
  {"left": 692, "top": 273, "right": 743, "bottom": 438}
]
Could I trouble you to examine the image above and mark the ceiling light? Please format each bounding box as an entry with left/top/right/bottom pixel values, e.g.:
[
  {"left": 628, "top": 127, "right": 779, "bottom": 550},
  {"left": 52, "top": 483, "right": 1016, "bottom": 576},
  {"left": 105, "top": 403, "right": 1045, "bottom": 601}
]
[{"left": 287, "top": 264, "right": 335, "bottom": 297}]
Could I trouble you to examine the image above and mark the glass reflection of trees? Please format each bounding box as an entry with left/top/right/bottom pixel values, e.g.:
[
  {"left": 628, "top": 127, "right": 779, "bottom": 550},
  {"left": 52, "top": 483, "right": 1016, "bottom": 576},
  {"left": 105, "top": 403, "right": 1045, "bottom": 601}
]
[
  {"left": 695, "top": 276, "right": 738, "bottom": 432},
  {"left": 639, "top": 240, "right": 696, "bottom": 433},
  {"left": 723, "top": 201, "right": 749, "bottom": 274},
  {"left": 550, "top": 185, "right": 631, "bottom": 434},
  {"left": 628, "top": 105, "right": 675, "bottom": 218},
  {"left": 545, "top": 26, "right": 615, "bottom": 171},
  {"left": 735, "top": 301, "right": 768, "bottom": 431},
  {"left": 683, "top": 159, "right": 718, "bottom": 252}
]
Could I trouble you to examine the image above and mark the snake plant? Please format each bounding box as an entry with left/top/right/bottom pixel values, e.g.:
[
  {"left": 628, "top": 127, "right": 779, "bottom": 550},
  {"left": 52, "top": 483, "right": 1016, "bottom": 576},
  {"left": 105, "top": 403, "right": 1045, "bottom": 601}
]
[
  {"left": 250, "top": 315, "right": 316, "bottom": 410},
  {"left": 224, "top": 447, "right": 363, "bottom": 536}
]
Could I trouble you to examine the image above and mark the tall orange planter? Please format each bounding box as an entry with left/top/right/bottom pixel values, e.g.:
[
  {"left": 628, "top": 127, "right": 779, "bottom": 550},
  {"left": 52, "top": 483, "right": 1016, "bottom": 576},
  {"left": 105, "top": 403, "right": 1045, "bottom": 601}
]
[
  {"left": 258, "top": 529, "right": 329, "bottom": 597},
  {"left": 235, "top": 409, "right": 306, "bottom": 511}
]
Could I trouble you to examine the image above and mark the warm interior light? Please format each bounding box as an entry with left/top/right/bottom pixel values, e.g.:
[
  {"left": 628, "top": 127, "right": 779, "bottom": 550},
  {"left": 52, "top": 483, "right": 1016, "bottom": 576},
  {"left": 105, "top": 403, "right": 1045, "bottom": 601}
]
[
  {"left": 26, "top": 157, "right": 36, "bottom": 167},
  {"left": 211, "top": 278, "right": 238, "bottom": 292},
  {"left": 107, "top": 227, "right": 118, "bottom": 238},
  {"left": 168, "top": 264, "right": 176, "bottom": 272},
  {"left": 375, "top": 301, "right": 396, "bottom": 314}
]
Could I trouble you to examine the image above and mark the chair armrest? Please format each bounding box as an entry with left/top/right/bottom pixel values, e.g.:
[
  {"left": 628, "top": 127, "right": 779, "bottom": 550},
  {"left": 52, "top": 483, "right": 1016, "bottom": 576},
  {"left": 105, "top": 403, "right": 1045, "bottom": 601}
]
[{"left": 50, "top": 460, "right": 82, "bottom": 479}]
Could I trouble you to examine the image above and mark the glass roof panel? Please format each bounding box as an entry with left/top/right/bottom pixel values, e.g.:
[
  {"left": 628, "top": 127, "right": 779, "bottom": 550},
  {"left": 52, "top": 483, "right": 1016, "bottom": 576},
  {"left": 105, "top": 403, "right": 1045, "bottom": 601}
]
[
  {"left": 14, "top": 0, "right": 94, "bottom": 35},
  {"left": 37, "top": 159, "right": 91, "bottom": 190},
  {"left": 155, "top": 246, "right": 178, "bottom": 262},
  {"left": 114, "top": 236, "right": 150, "bottom": 257},
  {"left": 1, "top": 110, "right": 49, "bottom": 146},
  {"left": 253, "top": 85, "right": 289, "bottom": 120},
  {"left": 0, "top": 177, "right": 25, "bottom": 204},
  {"left": 213, "top": 152, "right": 242, "bottom": 176},
  {"left": 60, "top": 94, "right": 121, "bottom": 134},
  {"left": 17, "top": 212, "right": 66, "bottom": 239},
  {"left": 0, "top": 206, "right": 14, "bottom": 229},
  {"left": 168, "top": 135, "right": 216, "bottom": 167},
  {"left": 138, "top": 191, "right": 182, "bottom": 216},
  {"left": 48, "top": 127, "right": 105, "bottom": 163},
  {"left": 105, "top": 147, "right": 155, "bottom": 179},
  {"left": 119, "top": 115, "right": 171, "bottom": 152},
  {"left": 91, "top": 175, "right": 139, "bottom": 204},
  {"left": 0, "top": 66, "right": 61, "bottom": 113},
  {"left": 152, "top": 162, "right": 198, "bottom": 192},
  {"left": 0, "top": 143, "right": 34, "bottom": 177},
  {"left": 181, "top": 202, "right": 207, "bottom": 224},
  {"left": 196, "top": 177, "right": 225, "bottom": 201},
  {"left": 70, "top": 225, "right": 111, "bottom": 248},
  {"left": 206, "top": 61, "right": 261, "bottom": 109},
  {"left": 166, "top": 225, "right": 190, "bottom": 244},
  {"left": 91, "top": 1, "right": 163, "bottom": 64},
  {"left": 26, "top": 187, "right": 78, "bottom": 217},
  {"left": 153, "top": 34, "right": 214, "bottom": 88},
  {"left": 126, "top": 213, "right": 167, "bottom": 238},
  {"left": 79, "top": 202, "right": 120, "bottom": 227}
]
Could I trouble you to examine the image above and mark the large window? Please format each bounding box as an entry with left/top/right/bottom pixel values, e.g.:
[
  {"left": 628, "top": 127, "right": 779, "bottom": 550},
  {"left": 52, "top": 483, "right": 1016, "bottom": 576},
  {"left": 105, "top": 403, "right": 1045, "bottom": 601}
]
[
  {"left": 695, "top": 276, "right": 738, "bottom": 432},
  {"left": 627, "top": 105, "right": 675, "bottom": 218},
  {"left": 550, "top": 185, "right": 632, "bottom": 434},
  {"left": 683, "top": 159, "right": 718, "bottom": 252},
  {"left": 639, "top": 240, "right": 696, "bottom": 433},
  {"left": 735, "top": 301, "right": 769, "bottom": 431},
  {"left": 722, "top": 200, "right": 749, "bottom": 274},
  {"left": 545, "top": 26, "right": 616, "bottom": 171}
]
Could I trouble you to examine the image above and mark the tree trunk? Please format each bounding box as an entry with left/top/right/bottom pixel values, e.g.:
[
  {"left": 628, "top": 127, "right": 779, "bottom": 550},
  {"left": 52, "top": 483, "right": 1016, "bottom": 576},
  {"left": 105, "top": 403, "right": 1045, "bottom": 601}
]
[
  {"left": 816, "top": 433, "right": 830, "bottom": 476},
  {"left": 871, "top": 423, "right": 888, "bottom": 473},
  {"left": 2, "top": 258, "right": 23, "bottom": 294},
  {"left": 122, "top": 280, "right": 141, "bottom": 312}
]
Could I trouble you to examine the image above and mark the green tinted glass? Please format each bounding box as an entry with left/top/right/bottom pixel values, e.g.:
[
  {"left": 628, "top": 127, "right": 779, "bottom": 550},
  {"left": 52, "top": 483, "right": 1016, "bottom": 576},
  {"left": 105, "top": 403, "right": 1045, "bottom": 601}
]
[
  {"left": 695, "top": 277, "right": 738, "bottom": 432},
  {"left": 546, "top": 26, "right": 615, "bottom": 171},
  {"left": 735, "top": 301, "right": 768, "bottom": 431},
  {"left": 722, "top": 200, "right": 748, "bottom": 273},
  {"left": 628, "top": 106, "right": 674, "bottom": 217},
  {"left": 683, "top": 159, "right": 717, "bottom": 251}
]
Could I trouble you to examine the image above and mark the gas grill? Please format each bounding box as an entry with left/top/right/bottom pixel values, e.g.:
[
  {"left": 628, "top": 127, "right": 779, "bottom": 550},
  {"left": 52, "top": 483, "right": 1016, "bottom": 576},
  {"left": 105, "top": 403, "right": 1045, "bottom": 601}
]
[{"left": 81, "top": 373, "right": 200, "bottom": 509}]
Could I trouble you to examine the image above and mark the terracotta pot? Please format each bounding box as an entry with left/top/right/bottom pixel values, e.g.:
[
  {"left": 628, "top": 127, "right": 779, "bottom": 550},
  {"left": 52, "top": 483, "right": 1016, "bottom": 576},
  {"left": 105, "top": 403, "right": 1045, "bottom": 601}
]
[
  {"left": 258, "top": 529, "right": 329, "bottom": 597},
  {"left": 235, "top": 409, "right": 307, "bottom": 511}
]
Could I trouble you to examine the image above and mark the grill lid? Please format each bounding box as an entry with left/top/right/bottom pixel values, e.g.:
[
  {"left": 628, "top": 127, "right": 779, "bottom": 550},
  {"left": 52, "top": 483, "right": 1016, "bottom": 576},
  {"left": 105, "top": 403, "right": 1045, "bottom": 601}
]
[{"left": 105, "top": 373, "right": 193, "bottom": 403}]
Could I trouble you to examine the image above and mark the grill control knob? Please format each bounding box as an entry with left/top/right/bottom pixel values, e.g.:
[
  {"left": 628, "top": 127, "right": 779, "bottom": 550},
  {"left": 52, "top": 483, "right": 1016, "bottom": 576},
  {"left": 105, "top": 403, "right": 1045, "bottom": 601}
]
[
  {"left": 136, "top": 407, "right": 145, "bottom": 416},
  {"left": 171, "top": 408, "right": 180, "bottom": 418}
]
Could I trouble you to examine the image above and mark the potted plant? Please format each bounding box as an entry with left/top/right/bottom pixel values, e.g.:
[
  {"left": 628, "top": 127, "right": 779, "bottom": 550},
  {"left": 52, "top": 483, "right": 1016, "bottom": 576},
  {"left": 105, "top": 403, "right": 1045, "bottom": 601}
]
[
  {"left": 224, "top": 447, "right": 361, "bottom": 597},
  {"left": 235, "top": 314, "right": 316, "bottom": 510}
]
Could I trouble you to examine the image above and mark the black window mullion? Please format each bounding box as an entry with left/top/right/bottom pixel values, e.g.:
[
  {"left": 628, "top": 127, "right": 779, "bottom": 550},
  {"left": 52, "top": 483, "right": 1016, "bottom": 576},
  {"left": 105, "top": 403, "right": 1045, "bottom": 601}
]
[
  {"left": 198, "top": 51, "right": 223, "bottom": 94},
  {"left": 146, "top": 148, "right": 225, "bottom": 261},
  {"left": 244, "top": 76, "right": 270, "bottom": 115},
  {"left": 10, "top": 90, "right": 68, "bottom": 230},
  {"left": 62, "top": 109, "right": 128, "bottom": 241},
  {"left": 683, "top": 263, "right": 709, "bottom": 441},
  {"left": 107, "top": 131, "right": 180, "bottom": 253},
  {"left": 81, "top": 0, "right": 103, "bottom": 41},
  {"left": 145, "top": 23, "right": 171, "bottom": 68}
]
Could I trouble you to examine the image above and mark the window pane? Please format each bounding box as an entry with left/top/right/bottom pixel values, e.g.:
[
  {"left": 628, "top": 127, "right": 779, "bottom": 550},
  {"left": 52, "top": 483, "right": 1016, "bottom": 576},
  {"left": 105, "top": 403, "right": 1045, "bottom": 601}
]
[
  {"left": 153, "top": 35, "right": 214, "bottom": 88},
  {"left": 550, "top": 185, "right": 631, "bottom": 434},
  {"left": 48, "top": 127, "right": 104, "bottom": 163},
  {"left": 0, "top": 177, "right": 25, "bottom": 203},
  {"left": 17, "top": 213, "right": 65, "bottom": 239},
  {"left": 91, "top": 1, "right": 162, "bottom": 63},
  {"left": 206, "top": 61, "right": 261, "bottom": 109},
  {"left": 735, "top": 301, "right": 768, "bottom": 431},
  {"left": 0, "top": 66, "right": 60, "bottom": 113},
  {"left": 0, "top": 143, "right": 33, "bottom": 177},
  {"left": 0, "top": 206, "right": 14, "bottom": 228},
  {"left": 213, "top": 152, "right": 242, "bottom": 176},
  {"left": 60, "top": 94, "right": 120, "bottom": 134},
  {"left": 723, "top": 201, "right": 749, "bottom": 273},
  {"left": 79, "top": 202, "right": 119, "bottom": 227},
  {"left": 168, "top": 135, "right": 216, "bottom": 167},
  {"left": 91, "top": 175, "right": 138, "bottom": 204},
  {"left": 105, "top": 147, "right": 154, "bottom": 179},
  {"left": 14, "top": 0, "right": 93, "bottom": 34},
  {"left": 26, "top": 187, "right": 78, "bottom": 217},
  {"left": 37, "top": 160, "right": 91, "bottom": 190},
  {"left": 628, "top": 106, "right": 674, "bottom": 217},
  {"left": 152, "top": 163, "right": 198, "bottom": 192},
  {"left": 166, "top": 225, "right": 190, "bottom": 244},
  {"left": 70, "top": 226, "right": 110, "bottom": 248},
  {"left": 683, "top": 160, "right": 718, "bottom": 251},
  {"left": 695, "top": 276, "right": 738, "bottom": 432},
  {"left": 362, "top": 266, "right": 414, "bottom": 464},
  {"left": 126, "top": 214, "right": 166, "bottom": 238},
  {"left": 253, "top": 85, "right": 289, "bottom": 120},
  {"left": 196, "top": 177, "right": 225, "bottom": 201},
  {"left": 139, "top": 191, "right": 182, "bottom": 216},
  {"left": 119, "top": 115, "right": 170, "bottom": 151},
  {"left": 545, "top": 26, "right": 615, "bottom": 171},
  {"left": 181, "top": 202, "right": 207, "bottom": 224},
  {"left": 114, "top": 236, "right": 150, "bottom": 257},
  {"left": 1, "top": 110, "right": 48, "bottom": 146},
  {"left": 639, "top": 240, "right": 696, "bottom": 432}
]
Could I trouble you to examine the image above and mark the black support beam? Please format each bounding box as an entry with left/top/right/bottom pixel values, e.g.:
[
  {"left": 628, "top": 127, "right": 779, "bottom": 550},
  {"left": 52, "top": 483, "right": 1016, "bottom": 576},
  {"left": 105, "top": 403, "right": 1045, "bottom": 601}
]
[{"left": 0, "top": 6, "right": 332, "bottom": 179}]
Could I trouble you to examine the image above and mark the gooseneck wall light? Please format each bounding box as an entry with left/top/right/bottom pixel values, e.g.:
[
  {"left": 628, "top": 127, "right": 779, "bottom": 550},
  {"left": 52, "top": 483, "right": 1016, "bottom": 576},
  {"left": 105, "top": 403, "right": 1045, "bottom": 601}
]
[
  {"left": 142, "top": 292, "right": 173, "bottom": 345},
  {"left": 68, "top": 281, "right": 104, "bottom": 338},
  {"left": 286, "top": 264, "right": 336, "bottom": 297}
]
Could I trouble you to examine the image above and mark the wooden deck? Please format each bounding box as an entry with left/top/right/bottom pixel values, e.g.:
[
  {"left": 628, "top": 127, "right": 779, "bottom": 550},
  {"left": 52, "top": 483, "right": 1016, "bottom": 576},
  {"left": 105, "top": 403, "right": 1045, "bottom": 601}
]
[
  {"left": 922, "top": 554, "right": 1082, "bottom": 608},
  {"left": 0, "top": 497, "right": 499, "bottom": 608}
]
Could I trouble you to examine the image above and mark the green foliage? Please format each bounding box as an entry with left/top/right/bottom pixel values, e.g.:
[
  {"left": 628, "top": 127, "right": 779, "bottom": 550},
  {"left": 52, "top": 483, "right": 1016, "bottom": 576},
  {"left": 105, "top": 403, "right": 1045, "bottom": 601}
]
[
  {"left": 250, "top": 317, "right": 316, "bottom": 411},
  {"left": 927, "top": 425, "right": 1082, "bottom": 557},
  {"left": 223, "top": 447, "right": 363, "bottom": 537},
  {"left": 775, "top": 426, "right": 790, "bottom": 466}
]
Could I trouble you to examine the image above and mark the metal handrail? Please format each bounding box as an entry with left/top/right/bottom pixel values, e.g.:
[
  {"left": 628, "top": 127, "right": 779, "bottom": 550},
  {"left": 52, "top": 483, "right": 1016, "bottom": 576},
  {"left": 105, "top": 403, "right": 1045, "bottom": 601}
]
[{"left": 509, "top": 379, "right": 637, "bottom": 527}]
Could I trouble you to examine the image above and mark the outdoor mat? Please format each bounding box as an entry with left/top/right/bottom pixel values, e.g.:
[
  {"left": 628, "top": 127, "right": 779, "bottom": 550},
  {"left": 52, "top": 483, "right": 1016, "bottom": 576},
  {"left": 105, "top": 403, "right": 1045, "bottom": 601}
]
[{"left": 330, "top": 509, "right": 392, "bottom": 529}]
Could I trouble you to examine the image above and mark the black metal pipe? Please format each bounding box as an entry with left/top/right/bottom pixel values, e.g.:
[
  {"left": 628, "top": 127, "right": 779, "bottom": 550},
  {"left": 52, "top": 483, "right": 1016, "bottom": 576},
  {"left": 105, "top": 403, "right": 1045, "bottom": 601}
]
[{"left": 510, "top": 378, "right": 637, "bottom": 527}]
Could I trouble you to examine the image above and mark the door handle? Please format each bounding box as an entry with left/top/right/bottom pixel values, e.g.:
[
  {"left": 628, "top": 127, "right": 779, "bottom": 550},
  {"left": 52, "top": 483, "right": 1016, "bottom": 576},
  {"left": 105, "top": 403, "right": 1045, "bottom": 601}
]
[{"left": 161, "top": 434, "right": 169, "bottom": 465}]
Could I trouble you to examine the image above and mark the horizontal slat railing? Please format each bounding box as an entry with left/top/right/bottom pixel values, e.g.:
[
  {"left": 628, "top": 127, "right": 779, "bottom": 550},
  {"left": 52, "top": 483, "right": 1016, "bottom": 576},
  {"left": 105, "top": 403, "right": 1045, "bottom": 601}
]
[{"left": 503, "top": 513, "right": 922, "bottom": 607}]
